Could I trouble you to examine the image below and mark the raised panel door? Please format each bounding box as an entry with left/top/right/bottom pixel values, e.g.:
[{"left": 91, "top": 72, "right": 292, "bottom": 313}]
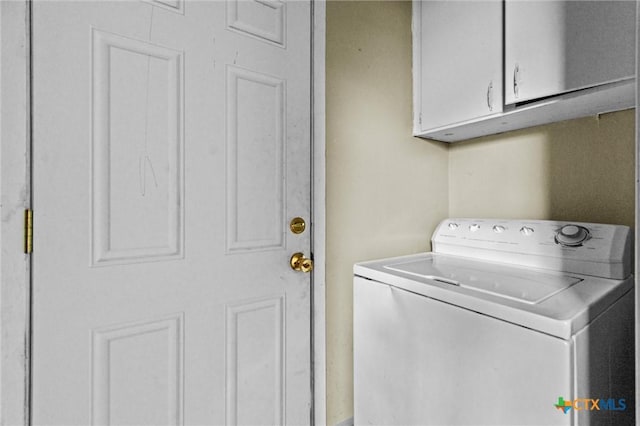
[{"left": 31, "top": 1, "right": 312, "bottom": 424}]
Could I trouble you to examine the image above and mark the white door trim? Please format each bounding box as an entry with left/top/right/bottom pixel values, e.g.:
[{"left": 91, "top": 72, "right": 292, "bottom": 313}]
[
  {"left": 0, "top": 1, "right": 326, "bottom": 424},
  {"left": 311, "top": 1, "right": 327, "bottom": 424},
  {"left": 0, "top": 1, "right": 32, "bottom": 424},
  {"left": 635, "top": 0, "right": 639, "bottom": 417}
]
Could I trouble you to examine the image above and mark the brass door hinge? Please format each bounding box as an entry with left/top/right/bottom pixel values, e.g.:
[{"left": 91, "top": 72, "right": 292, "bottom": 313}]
[{"left": 24, "top": 209, "right": 33, "bottom": 254}]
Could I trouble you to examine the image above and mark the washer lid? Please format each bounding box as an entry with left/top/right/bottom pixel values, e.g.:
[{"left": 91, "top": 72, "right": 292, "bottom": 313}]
[
  {"left": 385, "top": 256, "right": 583, "bottom": 304},
  {"left": 355, "top": 253, "right": 633, "bottom": 339}
]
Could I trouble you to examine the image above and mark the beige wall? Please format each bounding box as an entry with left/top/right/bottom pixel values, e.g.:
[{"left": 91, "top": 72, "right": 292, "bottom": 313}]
[
  {"left": 449, "top": 110, "right": 635, "bottom": 229},
  {"left": 326, "top": 1, "right": 449, "bottom": 424},
  {"left": 325, "top": 2, "right": 635, "bottom": 425}
]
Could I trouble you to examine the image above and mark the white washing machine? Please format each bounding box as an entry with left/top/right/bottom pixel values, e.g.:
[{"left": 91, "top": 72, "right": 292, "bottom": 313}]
[{"left": 354, "top": 219, "right": 634, "bottom": 426}]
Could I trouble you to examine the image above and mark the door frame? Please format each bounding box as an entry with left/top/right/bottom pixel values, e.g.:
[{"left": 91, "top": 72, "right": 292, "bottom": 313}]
[
  {"left": 0, "top": 1, "right": 326, "bottom": 424},
  {"left": 635, "top": 0, "right": 639, "bottom": 417}
]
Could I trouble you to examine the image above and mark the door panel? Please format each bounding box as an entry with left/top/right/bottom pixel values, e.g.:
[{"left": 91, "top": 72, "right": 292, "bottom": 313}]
[
  {"left": 226, "top": 65, "right": 285, "bottom": 252},
  {"left": 32, "top": 1, "right": 311, "bottom": 424},
  {"left": 225, "top": 296, "right": 285, "bottom": 425},
  {"left": 92, "top": 314, "right": 184, "bottom": 425},
  {"left": 91, "top": 28, "right": 184, "bottom": 265}
]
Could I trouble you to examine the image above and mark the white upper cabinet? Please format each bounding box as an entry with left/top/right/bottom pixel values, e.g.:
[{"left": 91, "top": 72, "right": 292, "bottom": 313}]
[
  {"left": 505, "top": 0, "right": 636, "bottom": 105},
  {"left": 413, "top": 0, "right": 636, "bottom": 142},
  {"left": 414, "top": 1, "right": 503, "bottom": 132}
]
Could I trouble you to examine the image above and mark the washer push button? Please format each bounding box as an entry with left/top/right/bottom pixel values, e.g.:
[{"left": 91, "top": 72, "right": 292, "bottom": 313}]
[{"left": 520, "top": 226, "right": 534, "bottom": 236}]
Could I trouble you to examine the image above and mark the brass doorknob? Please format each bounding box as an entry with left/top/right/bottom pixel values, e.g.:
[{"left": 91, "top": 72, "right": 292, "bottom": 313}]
[{"left": 290, "top": 252, "right": 314, "bottom": 273}]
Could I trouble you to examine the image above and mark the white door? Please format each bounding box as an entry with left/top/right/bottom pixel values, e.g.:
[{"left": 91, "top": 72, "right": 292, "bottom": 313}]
[
  {"left": 505, "top": 0, "right": 636, "bottom": 104},
  {"left": 31, "top": 1, "right": 312, "bottom": 425},
  {"left": 415, "top": 0, "right": 502, "bottom": 132}
]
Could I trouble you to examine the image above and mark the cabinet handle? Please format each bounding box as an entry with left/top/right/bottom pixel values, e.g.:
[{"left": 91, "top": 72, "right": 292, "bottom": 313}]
[
  {"left": 513, "top": 64, "right": 520, "bottom": 98},
  {"left": 486, "top": 81, "right": 493, "bottom": 111}
]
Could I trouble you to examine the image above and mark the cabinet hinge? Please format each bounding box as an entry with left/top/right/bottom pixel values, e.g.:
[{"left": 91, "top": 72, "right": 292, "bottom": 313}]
[{"left": 24, "top": 209, "right": 33, "bottom": 254}]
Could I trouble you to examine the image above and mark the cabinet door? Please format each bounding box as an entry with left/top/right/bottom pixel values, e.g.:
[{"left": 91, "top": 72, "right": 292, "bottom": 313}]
[
  {"left": 415, "top": 0, "right": 502, "bottom": 132},
  {"left": 505, "top": 0, "right": 636, "bottom": 105}
]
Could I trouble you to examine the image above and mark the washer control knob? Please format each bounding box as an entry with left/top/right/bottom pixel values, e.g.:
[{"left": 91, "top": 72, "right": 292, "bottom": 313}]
[
  {"left": 469, "top": 224, "right": 480, "bottom": 232},
  {"left": 448, "top": 222, "right": 459, "bottom": 230},
  {"left": 493, "top": 225, "right": 505, "bottom": 233},
  {"left": 555, "top": 224, "right": 590, "bottom": 247},
  {"left": 561, "top": 225, "right": 580, "bottom": 237},
  {"left": 520, "top": 226, "right": 534, "bottom": 236}
]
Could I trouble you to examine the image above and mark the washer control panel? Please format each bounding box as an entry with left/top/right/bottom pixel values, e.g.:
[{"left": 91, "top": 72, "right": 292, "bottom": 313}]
[{"left": 432, "top": 218, "right": 632, "bottom": 279}]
